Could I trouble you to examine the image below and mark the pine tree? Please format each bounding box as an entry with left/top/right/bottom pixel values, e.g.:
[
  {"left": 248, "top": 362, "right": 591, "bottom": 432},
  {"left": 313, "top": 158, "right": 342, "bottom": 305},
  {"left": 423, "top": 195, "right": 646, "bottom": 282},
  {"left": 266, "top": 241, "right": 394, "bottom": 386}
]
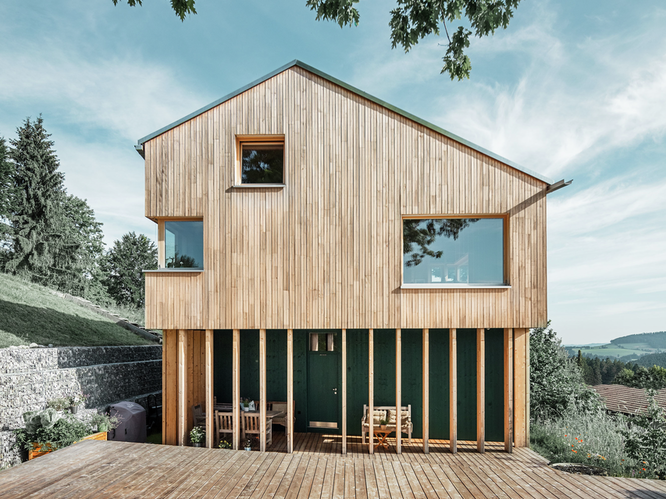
[
  {"left": 0, "top": 137, "right": 13, "bottom": 246},
  {"left": 4, "top": 116, "right": 66, "bottom": 280},
  {"left": 102, "top": 232, "right": 157, "bottom": 307}
]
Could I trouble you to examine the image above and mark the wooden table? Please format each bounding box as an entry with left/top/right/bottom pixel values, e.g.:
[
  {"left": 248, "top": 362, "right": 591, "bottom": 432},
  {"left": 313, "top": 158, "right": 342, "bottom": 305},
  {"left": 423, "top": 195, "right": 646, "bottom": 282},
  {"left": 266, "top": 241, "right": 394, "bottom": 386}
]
[{"left": 373, "top": 427, "right": 394, "bottom": 450}]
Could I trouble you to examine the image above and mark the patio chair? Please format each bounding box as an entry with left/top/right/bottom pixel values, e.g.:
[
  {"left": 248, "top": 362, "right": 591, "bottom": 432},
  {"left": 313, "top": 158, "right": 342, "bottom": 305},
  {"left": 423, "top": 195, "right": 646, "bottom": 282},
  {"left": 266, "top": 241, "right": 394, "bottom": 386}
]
[
  {"left": 192, "top": 403, "right": 206, "bottom": 427},
  {"left": 242, "top": 412, "right": 272, "bottom": 447},
  {"left": 268, "top": 401, "right": 295, "bottom": 433},
  {"left": 215, "top": 411, "right": 234, "bottom": 446}
]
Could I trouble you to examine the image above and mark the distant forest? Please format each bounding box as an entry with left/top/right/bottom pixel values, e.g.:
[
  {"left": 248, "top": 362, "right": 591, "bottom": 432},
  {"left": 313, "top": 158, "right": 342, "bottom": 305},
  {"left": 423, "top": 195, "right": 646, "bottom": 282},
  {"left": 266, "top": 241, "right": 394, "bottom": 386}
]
[{"left": 575, "top": 350, "right": 666, "bottom": 388}]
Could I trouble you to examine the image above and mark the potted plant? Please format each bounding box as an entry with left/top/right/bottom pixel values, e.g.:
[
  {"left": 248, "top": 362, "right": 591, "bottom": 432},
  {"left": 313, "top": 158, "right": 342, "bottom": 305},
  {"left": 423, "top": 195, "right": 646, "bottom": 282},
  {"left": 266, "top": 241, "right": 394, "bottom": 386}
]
[
  {"left": 244, "top": 437, "right": 253, "bottom": 451},
  {"left": 219, "top": 439, "right": 232, "bottom": 449},
  {"left": 240, "top": 398, "right": 254, "bottom": 412},
  {"left": 379, "top": 419, "right": 388, "bottom": 430},
  {"left": 46, "top": 397, "right": 70, "bottom": 412},
  {"left": 69, "top": 394, "right": 87, "bottom": 414},
  {"left": 91, "top": 412, "right": 118, "bottom": 433},
  {"left": 190, "top": 426, "right": 206, "bottom": 447}
]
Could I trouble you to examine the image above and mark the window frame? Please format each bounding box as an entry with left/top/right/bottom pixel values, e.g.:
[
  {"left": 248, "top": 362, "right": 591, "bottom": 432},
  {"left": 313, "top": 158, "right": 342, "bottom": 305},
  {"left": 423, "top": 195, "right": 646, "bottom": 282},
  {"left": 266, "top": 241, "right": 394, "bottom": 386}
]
[
  {"left": 235, "top": 134, "right": 286, "bottom": 188},
  {"left": 151, "top": 218, "right": 205, "bottom": 272},
  {"left": 400, "top": 214, "right": 510, "bottom": 289}
]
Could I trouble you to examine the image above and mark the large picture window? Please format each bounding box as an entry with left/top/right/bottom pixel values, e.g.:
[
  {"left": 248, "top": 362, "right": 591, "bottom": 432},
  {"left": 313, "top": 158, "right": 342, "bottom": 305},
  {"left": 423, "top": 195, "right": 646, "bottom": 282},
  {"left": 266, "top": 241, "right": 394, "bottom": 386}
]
[
  {"left": 402, "top": 217, "right": 505, "bottom": 286},
  {"left": 164, "top": 221, "right": 203, "bottom": 269}
]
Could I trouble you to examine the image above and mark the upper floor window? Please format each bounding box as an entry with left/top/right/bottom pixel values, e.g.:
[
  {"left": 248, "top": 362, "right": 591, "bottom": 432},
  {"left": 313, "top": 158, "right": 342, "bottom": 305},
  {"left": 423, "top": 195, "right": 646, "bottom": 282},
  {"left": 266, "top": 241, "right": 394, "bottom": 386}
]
[
  {"left": 164, "top": 221, "right": 203, "bottom": 269},
  {"left": 238, "top": 138, "right": 284, "bottom": 185},
  {"left": 402, "top": 217, "right": 505, "bottom": 286}
]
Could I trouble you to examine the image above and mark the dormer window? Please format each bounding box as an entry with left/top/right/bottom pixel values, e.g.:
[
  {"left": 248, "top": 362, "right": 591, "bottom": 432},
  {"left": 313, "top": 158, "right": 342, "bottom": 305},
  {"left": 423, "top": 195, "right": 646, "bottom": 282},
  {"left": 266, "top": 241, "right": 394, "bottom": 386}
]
[{"left": 237, "top": 136, "right": 285, "bottom": 186}]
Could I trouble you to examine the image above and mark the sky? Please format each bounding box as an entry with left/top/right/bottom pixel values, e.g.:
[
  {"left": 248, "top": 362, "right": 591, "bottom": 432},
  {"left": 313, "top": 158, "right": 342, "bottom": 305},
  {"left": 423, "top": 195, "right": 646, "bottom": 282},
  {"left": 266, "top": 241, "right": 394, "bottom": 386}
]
[{"left": 1, "top": 0, "right": 664, "bottom": 344}]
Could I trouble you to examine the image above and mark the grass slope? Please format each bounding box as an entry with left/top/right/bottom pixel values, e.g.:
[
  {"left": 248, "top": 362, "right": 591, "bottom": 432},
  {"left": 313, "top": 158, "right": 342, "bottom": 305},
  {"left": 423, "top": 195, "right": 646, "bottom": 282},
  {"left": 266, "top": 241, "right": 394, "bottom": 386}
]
[{"left": 0, "top": 273, "right": 152, "bottom": 348}]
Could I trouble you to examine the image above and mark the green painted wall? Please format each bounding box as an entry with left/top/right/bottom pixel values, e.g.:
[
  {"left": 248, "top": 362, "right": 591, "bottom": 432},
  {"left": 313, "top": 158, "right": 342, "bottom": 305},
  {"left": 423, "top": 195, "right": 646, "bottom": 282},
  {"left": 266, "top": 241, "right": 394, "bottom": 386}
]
[
  {"left": 457, "top": 329, "right": 477, "bottom": 441},
  {"left": 485, "top": 329, "right": 504, "bottom": 442},
  {"left": 213, "top": 327, "right": 502, "bottom": 440},
  {"left": 346, "top": 330, "right": 368, "bottom": 436},
  {"left": 429, "top": 329, "right": 450, "bottom": 439},
  {"left": 401, "top": 329, "right": 423, "bottom": 438}
]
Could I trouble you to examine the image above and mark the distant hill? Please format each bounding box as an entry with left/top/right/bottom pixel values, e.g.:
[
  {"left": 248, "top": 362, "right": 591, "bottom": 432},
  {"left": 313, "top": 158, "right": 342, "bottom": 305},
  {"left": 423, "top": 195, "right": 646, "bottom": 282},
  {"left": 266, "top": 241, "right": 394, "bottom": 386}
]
[
  {"left": 611, "top": 331, "right": 666, "bottom": 349},
  {"left": 0, "top": 272, "right": 153, "bottom": 348},
  {"left": 634, "top": 352, "right": 666, "bottom": 369}
]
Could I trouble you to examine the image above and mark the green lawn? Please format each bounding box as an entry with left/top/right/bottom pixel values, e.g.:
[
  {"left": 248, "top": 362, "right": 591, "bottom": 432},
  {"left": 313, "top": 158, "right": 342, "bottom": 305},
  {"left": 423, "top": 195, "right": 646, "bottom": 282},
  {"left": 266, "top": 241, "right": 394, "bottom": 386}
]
[
  {"left": 575, "top": 345, "right": 651, "bottom": 359},
  {"left": 0, "top": 273, "right": 154, "bottom": 348}
]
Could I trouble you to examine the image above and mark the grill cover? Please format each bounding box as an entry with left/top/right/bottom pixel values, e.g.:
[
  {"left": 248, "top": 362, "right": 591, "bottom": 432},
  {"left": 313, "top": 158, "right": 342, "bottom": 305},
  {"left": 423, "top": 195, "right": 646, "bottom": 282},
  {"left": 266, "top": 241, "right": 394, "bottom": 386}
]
[{"left": 109, "top": 401, "right": 147, "bottom": 443}]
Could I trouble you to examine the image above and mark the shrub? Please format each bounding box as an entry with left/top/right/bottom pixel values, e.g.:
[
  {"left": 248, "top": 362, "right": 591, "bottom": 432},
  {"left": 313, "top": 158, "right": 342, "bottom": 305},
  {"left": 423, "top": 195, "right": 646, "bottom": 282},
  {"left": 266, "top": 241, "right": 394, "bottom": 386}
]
[
  {"left": 190, "top": 426, "right": 205, "bottom": 444},
  {"left": 16, "top": 411, "right": 91, "bottom": 452},
  {"left": 622, "top": 390, "right": 666, "bottom": 479},
  {"left": 530, "top": 405, "right": 634, "bottom": 476}
]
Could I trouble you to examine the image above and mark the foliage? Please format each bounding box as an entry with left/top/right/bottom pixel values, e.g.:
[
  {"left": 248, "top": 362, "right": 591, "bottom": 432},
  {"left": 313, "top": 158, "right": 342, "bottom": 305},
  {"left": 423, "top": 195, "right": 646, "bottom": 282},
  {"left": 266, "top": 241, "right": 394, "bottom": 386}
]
[
  {"left": 613, "top": 366, "right": 666, "bottom": 390},
  {"left": 190, "top": 426, "right": 205, "bottom": 443},
  {"left": 307, "top": 0, "right": 521, "bottom": 80},
  {"left": 16, "top": 410, "right": 90, "bottom": 451},
  {"left": 620, "top": 389, "right": 666, "bottom": 479},
  {"left": 112, "top": 0, "right": 196, "bottom": 21},
  {"left": 635, "top": 352, "right": 666, "bottom": 369},
  {"left": 576, "top": 354, "right": 630, "bottom": 385},
  {"left": 90, "top": 412, "right": 119, "bottom": 432},
  {"left": 612, "top": 331, "right": 666, "bottom": 348},
  {"left": 403, "top": 218, "right": 476, "bottom": 266},
  {"left": 46, "top": 397, "right": 71, "bottom": 412},
  {"left": 0, "top": 136, "right": 13, "bottom": 240},
  {"left": 102, "top": 232, "right": 157, "bottom": 307},
  {"left": 530, "top": 405, "right": 634, "bottom": 477},
  {"left": 218, "top": 439, "right": 232, "bottom": 449},
  {"left": 530, "top": 322, "right": 601, "bottom": 421}
]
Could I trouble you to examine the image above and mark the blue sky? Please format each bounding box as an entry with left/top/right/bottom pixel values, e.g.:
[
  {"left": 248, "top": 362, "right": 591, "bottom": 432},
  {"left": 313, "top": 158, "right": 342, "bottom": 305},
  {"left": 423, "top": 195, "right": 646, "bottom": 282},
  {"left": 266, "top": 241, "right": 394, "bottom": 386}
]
[{"left": 1, "top": 0, "right": 664, "bottom": 344}]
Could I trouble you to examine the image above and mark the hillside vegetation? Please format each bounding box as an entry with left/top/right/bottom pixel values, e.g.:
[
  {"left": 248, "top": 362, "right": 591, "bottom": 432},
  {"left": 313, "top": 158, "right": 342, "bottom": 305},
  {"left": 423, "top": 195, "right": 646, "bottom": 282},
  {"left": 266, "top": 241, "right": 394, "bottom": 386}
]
[
  {"left": 0, "top": 273, "right": 152, "bottom": 348},
  {"left": 612, "top": 331, "right": 666, "bottom": 348}
]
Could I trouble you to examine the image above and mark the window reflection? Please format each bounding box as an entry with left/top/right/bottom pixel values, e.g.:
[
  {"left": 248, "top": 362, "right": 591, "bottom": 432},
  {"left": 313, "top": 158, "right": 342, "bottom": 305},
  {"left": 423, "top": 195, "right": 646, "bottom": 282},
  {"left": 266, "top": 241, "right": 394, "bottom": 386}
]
[
  {"left": 165, "top": 221, "right": 203, "bottom": 269},
  {"left": 403, "top": 218, "right": 504, "bottom": 285},
  {"left": 241, "top": 143, "right": 284, "bottom": 184}
]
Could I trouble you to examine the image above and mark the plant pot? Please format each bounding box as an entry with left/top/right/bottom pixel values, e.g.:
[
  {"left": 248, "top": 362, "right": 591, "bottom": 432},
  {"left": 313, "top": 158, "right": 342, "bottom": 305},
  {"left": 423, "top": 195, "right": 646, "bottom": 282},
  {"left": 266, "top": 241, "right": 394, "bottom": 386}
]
[
  {"left": 380, "top": 425, "right": 387, "bottom": 430},
  {"left": 70, "top": 406, "right": 78, "bottom": 414},
  {"left": 193, "top": 442, "right": 203, "bottom": 447},
  {"left": 244, "top": 446, "right": 252, "bottom": 451}
]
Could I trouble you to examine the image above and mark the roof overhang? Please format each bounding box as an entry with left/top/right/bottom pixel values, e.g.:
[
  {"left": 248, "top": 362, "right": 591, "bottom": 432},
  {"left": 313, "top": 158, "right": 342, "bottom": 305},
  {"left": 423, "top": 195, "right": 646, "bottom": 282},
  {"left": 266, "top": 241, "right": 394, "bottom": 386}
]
[{"left": 135, "top": 60, "right": 557, "bottom": 186}]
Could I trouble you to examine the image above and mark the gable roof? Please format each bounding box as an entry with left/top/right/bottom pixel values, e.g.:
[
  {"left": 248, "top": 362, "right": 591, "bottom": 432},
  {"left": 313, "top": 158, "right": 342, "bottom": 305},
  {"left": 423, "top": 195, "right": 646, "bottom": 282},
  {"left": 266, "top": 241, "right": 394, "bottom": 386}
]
[{"left": 135, "top": 60, "right": 554, "bottom": 185}]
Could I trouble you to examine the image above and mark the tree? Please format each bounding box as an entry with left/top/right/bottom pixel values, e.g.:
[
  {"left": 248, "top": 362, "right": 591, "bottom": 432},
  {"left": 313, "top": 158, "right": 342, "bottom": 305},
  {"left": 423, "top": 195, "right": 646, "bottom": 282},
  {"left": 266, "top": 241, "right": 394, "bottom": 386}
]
[
  {"left": 102, "top": 232, "right": 157, "bottom": 307},
  {"left": 0, "top": 137, "right": 13, "bottom": 243},
  {"left": 530, "top": 322, "right": 600, "bottom": 421},
  {"left": 403, "top": 218, "right": 477, "bottom": 266},
  {"left": 112, "top": 0, "right": 521, "bottom": 80},
  {"left": 4, "top": 117, "right": 66, "bottom": 280},
  {"left": 613, "top": 365, "right": 666, "bottom": 390},
  {"left": 307, "top": 0, "right": 521, "bottom": 80},
  {"left": 112, "top": 0, "right": 196, "bottom": 21}
]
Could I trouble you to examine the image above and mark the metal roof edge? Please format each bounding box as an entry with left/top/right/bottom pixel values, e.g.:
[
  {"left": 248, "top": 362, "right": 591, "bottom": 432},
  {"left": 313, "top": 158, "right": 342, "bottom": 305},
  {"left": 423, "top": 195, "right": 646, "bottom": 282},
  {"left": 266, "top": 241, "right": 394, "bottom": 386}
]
[{"left": 135, "top": 59, "right": 554, "bottom": 185}]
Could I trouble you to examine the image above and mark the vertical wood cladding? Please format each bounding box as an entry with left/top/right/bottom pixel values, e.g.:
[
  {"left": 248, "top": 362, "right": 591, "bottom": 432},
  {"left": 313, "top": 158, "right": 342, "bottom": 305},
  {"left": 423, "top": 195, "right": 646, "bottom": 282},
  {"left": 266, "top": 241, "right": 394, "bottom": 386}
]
[{"left": 144, "top": 66, "right": 548, "bottom": 330}]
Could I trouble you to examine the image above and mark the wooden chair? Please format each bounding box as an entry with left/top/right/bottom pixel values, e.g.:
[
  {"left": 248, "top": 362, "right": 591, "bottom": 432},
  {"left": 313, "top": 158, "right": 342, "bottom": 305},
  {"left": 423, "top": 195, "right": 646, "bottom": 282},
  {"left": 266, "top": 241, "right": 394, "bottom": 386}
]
[
  {"left": 242, "top": 412, "right": 272, "bottom": 447},
  {"left": 192, "top": 404, "right": 206, "bottom": 427},
  {"left": 215, "top": 411, "right": 234, "bottom": 446},
  {"left": 268, "top": 401, "right": 295, "bottom": 433}
]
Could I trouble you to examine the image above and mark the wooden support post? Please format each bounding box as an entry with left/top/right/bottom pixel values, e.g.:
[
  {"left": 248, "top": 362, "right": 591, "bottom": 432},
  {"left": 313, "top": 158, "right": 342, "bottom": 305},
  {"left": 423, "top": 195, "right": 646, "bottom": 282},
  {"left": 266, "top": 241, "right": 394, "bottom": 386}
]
[
  {"left": 477, "top": 328, "right": 485, "bottom": 453},
  {"left": 205, "top": 329, "right": 214, "bottom": 448},
  {"left": 342, "top": 329, "right": 347, "bottom": 455},
  {"left": 514, "top": 328, "right": 527, "bottom": 447},
  {"left": 449, "top": 328, "right": 457, "bottom": 454},
  {"left": 504, "top": 328, "right": 514, "bottom": 453},
  {"left": 396, "top": 328, "right": 402, "bottom": 454},
  {"left": 526, "top": 331, "right": 531, "bottom": 444},
  {"left": 232, "top": 329, "right": 240, "bottom": 450},
  {"left": 259, "top": 329, "right": 266, "bottom": 452},
  {"left": 287, "top": 329, "right": 294, "bottom": 454},
  {"left": 369, "top": 328, "right": 374, "bottom": 454},
  {"left": 178, "top": 329, "right": 187, "bottom": 446},
  {"left": 423, "top": 328, "right": 429, "bottom": 454}
]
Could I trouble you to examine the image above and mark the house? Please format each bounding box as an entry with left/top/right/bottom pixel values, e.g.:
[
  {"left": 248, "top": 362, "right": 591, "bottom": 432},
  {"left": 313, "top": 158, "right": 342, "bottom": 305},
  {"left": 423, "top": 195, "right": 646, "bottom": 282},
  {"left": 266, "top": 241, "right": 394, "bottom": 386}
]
[{"left": 135, "top": 60, "right": 569, "bottom": 455}]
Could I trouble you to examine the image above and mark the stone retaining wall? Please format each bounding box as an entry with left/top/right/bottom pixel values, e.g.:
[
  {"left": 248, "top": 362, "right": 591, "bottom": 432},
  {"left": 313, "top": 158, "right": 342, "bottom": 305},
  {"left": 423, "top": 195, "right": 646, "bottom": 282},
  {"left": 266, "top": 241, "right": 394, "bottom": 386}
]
[{"left": 0, "top": 345, "right": 162, "bottom": 468}]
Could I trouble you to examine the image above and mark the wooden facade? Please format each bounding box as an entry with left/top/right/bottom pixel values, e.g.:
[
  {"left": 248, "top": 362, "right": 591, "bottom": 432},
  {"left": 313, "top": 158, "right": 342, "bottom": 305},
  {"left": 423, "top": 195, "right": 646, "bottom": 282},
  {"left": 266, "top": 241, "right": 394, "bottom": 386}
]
[{"left": 138, "top": 61, "right": 557, "bottom": 454}]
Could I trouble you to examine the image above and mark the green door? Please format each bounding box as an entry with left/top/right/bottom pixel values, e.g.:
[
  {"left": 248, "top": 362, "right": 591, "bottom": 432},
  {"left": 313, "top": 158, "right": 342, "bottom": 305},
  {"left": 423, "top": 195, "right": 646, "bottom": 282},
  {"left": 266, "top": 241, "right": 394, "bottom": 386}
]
[{"left": 307, "top": 333, "right": 341, "bottom": 430}]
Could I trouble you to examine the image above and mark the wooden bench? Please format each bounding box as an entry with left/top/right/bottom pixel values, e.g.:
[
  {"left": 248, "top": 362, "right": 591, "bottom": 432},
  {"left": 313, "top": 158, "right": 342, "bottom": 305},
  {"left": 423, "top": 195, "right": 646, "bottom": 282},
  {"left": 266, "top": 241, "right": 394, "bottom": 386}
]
[{"left": 361, "top": 404, "right": 412, "bottom": 444}]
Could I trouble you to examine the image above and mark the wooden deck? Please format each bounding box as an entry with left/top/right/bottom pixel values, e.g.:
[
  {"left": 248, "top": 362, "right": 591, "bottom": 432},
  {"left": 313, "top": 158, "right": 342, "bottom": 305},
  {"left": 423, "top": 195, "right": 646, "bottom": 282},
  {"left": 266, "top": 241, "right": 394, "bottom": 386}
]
[{"left": 2, "top": 434, "right": 666, "bottom": 498}]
